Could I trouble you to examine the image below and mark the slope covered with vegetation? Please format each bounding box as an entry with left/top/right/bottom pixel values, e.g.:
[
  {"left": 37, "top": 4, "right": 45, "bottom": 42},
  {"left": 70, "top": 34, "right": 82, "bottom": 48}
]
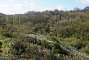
[{"left": 0, "top": 7, "right": 89, "bottom": 60}]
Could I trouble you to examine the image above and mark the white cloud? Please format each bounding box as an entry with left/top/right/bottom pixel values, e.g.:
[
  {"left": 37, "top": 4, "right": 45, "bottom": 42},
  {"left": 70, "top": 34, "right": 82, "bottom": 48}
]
[
  {"left": 80, "top": 0, "right": 89, "bottom": 3},
  {"left": 0, "top": 0, "right": 64, "bottom": 14},
  {"left": 40, "top": 5, "right": 64, "bottom": 11},
  {"left": 0, "top": 0, "right": 40, "bottom": 14}
]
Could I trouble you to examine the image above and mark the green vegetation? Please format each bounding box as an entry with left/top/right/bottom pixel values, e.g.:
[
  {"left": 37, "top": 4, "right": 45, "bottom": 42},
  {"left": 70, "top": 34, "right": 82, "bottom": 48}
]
[{"left": 0, "top": 7, "right": 89, "bottom": 60}]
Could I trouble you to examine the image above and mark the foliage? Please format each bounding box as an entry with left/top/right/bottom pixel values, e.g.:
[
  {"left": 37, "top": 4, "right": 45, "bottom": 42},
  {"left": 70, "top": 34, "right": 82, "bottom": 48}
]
[{"left": 0, "top": 7, "right": 89, "bottom": 60}]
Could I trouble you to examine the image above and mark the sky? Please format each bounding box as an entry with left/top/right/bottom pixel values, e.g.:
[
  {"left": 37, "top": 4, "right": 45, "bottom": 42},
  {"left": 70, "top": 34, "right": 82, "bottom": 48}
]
[{"left": 0, "top": 0, "right": 89, "bottom": 14}]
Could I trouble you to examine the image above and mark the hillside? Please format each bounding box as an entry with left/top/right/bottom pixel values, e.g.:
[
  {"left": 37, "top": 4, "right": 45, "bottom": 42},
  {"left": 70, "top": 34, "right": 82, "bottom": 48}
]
[{"left": 0, "top": 7, "right": 89, "bottom": 60}]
